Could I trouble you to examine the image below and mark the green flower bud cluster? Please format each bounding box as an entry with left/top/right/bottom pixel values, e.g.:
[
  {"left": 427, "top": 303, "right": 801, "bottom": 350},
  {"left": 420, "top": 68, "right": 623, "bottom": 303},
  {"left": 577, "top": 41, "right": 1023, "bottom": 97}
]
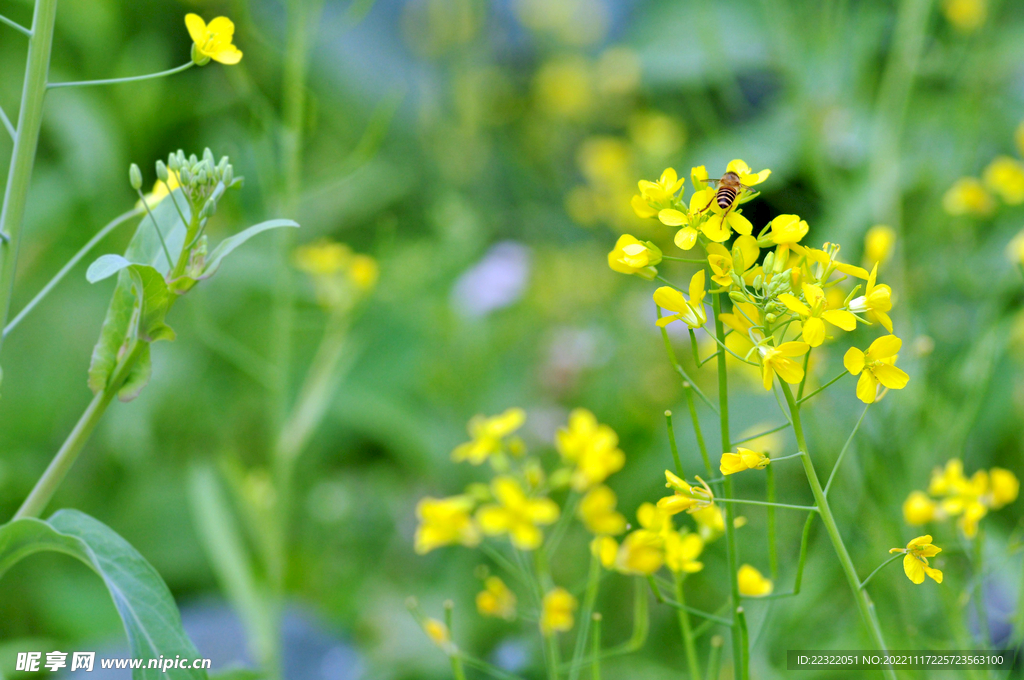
[{"left": 165, "top": 147, "right": 237, "bottom": 214}]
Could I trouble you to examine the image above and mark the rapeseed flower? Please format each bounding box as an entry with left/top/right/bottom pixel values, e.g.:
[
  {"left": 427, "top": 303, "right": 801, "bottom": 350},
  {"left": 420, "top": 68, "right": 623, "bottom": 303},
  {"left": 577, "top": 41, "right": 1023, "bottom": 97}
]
[
  {"left": 658, "top": 470, "right": 714, "bottom": 515},
  {"left": 843, "top": 335, "right": 910, "bottom": 404},
  {"left": 983, "top": 156, "right": 1024, "bottom": 204},
  {"left": 608, "top": 234, "right": 662, "bottom": 280},
  {"left": 451, "top": 408, "right": 526, "bottom": 465},
  {"left": 890, "top": 536, "right": 943, "bottom": 584},
  {"left": 758, "top": 341, "right": 810, "bottom": 391},
  {"left": 614, "top": 503, "right": 672, "bottom": 575},
  {"left": 591, "top": 535, "right": 618, "bottom": 568},
  {"left": 707, "top": 235, "right": 759, "bottom": 287},
  {"left": 765, "top": 214, "right": 809, "bottom": 245},
  {"left": 476, "top": 576, "right": 516, "bottom": 620},
  {"left": 578, "top": 485, "right": 627, "bottom": 535},
  {"left": 424, "top": 618, "right": 452, "bottom": 649},
  {"left": 942, "top": 0, "right": 986, "bottom": 32},
  {"left": 540, "top": 587, "right": 578, "bottom": 635},
  {"left": 414, "top": 495, "right": 481, "bottom": 554},
  {"left": 720, "top": 447, "right": 770, "bottom": 475},
  {"left": 909, "top": 460, "right": 1020, "bottom": 538},
  {"left": 848, "top": 263, "right": 894, "bottom": 333},
  {"left": 654, "top": 271, "right": 707, "bottom": 328},
  {"left": 902, "top": 491, "right": 939, "bottom": 525},
  {"left": 665, "top": 531, "right": 704, "bottom": 574},
  {"left": 778, "top": 283, "right": 857, "bottom": 347},
  {"left": 737, "top": 564, "right": 773, "bottom": 597},
  {"left": 631, "top": 168, "right": 684, "bottom": 220},
  {"left": 864, "top": 225, "right": 896, "bottom": 267},
  {"left": 555, "top": 409, "right": 625, "bottom": 491},
  {"left": 186, "top": 14, "right": 243, "bottom": 65},
  {"left": 476, "top": 476, "right": 559, "bottom": 550},
  {"left": 943, "top": 177, "right": 994, "bottom": 216}
]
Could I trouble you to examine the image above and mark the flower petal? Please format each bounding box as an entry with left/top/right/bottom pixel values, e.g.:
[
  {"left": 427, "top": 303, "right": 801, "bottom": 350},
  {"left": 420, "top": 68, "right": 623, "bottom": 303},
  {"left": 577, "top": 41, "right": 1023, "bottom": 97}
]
[
  {"left": 855, "top": 371, "right": 878, "bottom": 404},
  {"left": 659, "top": 208, "right": 688, "bottom": 227},
  {"left": 903, "top": 554, "right": 925, "bottom": 584},
  {"left": 872, "top": 363, "right": 909, "bottom": 390},
  {"left": 185, "top": 13, "right": 208, "bottom": 45},
  {"left": 867, "top": 334, "right": 902, "bottom": 360},
  {"left": 674, "top": 226, "right": 698, "bottom": 250},
  {"left": 822, "top": 309, "right": 857, "bottom": 331},
  {"left": 843, "top": 347, "right": 865, "bottom": 375}
]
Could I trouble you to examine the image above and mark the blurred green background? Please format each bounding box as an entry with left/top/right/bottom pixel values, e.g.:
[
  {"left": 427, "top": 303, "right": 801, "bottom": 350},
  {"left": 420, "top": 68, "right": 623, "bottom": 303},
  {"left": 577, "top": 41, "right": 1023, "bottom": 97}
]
[{"left": 1, "top": 0, "right": 1023, "bottom": 678}]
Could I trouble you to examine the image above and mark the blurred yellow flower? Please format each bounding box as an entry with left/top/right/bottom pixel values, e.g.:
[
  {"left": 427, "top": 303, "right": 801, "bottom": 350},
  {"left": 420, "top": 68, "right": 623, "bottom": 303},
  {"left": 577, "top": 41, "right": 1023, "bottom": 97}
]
[
  {"left": 540, "top": 587, "right": 578, "bottom": 635},
  {"left": 591, "top": 535, "right": 618, "bottom": 568},
  {"left": 737, "top": 564, "right": 773, "bottom": 597},
  {"left": 452, "top": 408, "right": 526, "bottom": 465},
  {"left": 476, "top": 476, "right": 559, "bottom": 550},
  {"left": 608, "top": 234, "right": 661, "bottom": 280},
  {"left": 654, "top": 271, "right": 707, "bottom": 329},
  {"left": 843, "top": 335, "right": 910, "bottom": 404},
  {"left": 665, "top": 531, "right": 704, "bottom": 574},
  {"left": 348, "top": 254, "right": 379, "bottom": 291},
  {"left": 778, "top": 283, "right": 857, "bottom": 347},
  {"left": 983, "top": 156, "right": 1024, "bottom": 204},
  {"left": 476, "top": 576, "right": 516, "bottom": 620},
  {"left": 903, "top": 491, "right": 938, "bottom": 525},
  {"left": 707, "top": 235, "right": 759, "bottom": 287},
  {"left": 919, "top": 460, "right": 1019, "bottom": 537},
  {"left": 414, "top": 495, "right": 481, "bottom": 554},
  {"left": 1008, "top": 231, "right": 1024, "bottom": 267},
  {"left": 864, "top": 225, "right": 896, "bottom": 267},
  {"left": 943, "top": 177, "right": 994, "bottom": 216},
  {"left": 629, "top": 112, "right": 685, "bottom": 158},
  {"left": 990, "top": 467, "right": 1020, "bottom": 507},
  {"left": 186, "top": 14, "right": 243, "bottom": 65},
  {"left": 890, "top": 536, "right": 943, "bottom": 584},
  {"left": 294, "top": 240, "right": 378, "bottom": 306},
  {"left": 534, "top": 55, "right": 592, "bottom": 120},
  {"left": 848, "top": 263, "right": 894, "bottom": 333},
  {"left": 424, "top": 618, "right": 451, "bottom": 648},
  {"left": 766, "top": 214, "right": 809, "bottom": 245},
  {"left": 615, "top": 529, "right": 665, "bottom": 575},
  {"left": 942, "top": 0, "right": 986, "bottom": 33},
  {"left": 294, "top": 240, "right": 351, "bottom": 276},
  {"left": 578, "top": 485, "right": 627, "bottom": 535},
  {"left": 758, "top": 341, "right": 810, "bottom": 391},
  {"left": 658, "top": 470, "right": 714, "bottom": 515},
  {"left": 720, "top": 447, "right": 770, "bottom": 475},
  {"left": 555, "top": 408, "right": 625, "bottom": 491}
]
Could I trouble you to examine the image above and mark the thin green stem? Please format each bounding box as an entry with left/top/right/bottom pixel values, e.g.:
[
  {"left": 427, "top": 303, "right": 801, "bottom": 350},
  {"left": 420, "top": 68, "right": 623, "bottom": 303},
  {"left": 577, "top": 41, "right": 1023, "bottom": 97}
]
[
  {"left": 859, "top": 553, "right": 902, "bottom": 590},
  {"left": 568, "top": 554, "right": 600, "bottom": 680},
  {"left": 443, "top": 602, "right": 466, "bottom": 680},
  {"left": 47, "top": 62, "right": 194, "bottom": 89},
  {"left": 0, "top": 0, "right": 60, "bottom": 361},
  {"left": 973, "top": 530, "right": 991, "bottom": 647},
  {"left": 0, "top": 13, "right": 31, "bottom": 35},
  {"left": 135, "top": 191, "right": 174, "bottom": 268},
  {"left": 674, "top": 572, "right": 702, "bottom": 679},
  {"left": 0, "top": 103, "right": 14, "bottom": 140},
  {"left": 703, "top": 324, "right": 759, "bottom": 365},
  {"left": 649, "top": 577, "right": 734, "bottom": 625},
  {"left": 767, "top": 464, "right": 778, "bottom": 580},
  {"left": 780, "top": 382, "right": 896, "bottom": 680},
  {"left": 796, "top": 370, "right": 849, "bottom": 404},
  {"left": 688, "top": 328, "right": 702, "bottom": 365},
  {"left": 545, "top": 631, "right": 561, "bottom": 680},
  {"left": 3, "top": 207, "right": 142, "bottom": 339},
  {"left": 683, "top": 384, "right": 715, "bottom": 480},
  {"left": 661, "top": 256, "right": 709, "bottom": 263},
  {"left": 658, "top": 306, "right": 717, "bottom": 412},
  {"left": 760, "top": 511, "right": 816, "bottom": 599},
  {"left": 713, "top": 497, "right": 818, "bottom": 511},
  {"left": 590, "top": 614, "right": 601, "bottom": 680},
  {"left": 797, "top": 351, "right": 811, "bottom": 400},
  {"left": 733, "top": 422, "right": 791, "bottom": 446},
  {"left": 665, "top": 411, "right": 684, "bottom": 477},
  {"left": 824, "top": 404, "right": 871, "bottom": 496},
  {"left": 706, "top": 636, "right": 724, "bottom": 680},
  {"left": 458, "top": 654, "right": 527, "bottom": 680}
]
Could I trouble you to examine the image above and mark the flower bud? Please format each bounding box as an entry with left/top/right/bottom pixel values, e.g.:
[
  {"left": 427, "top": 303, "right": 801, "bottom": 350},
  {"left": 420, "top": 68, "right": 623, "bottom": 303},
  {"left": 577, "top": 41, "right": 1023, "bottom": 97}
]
[
  {"left": 189, "top": 153, "right": 198, "bottom": 167},
  {"left": 762, "top": 252, "right": 775, "bottom": 273},
  {"left": 728, "top": 291, "right": 748, "bottom": 305},
  {"left": 752, "top": 274, "right": 763, "bottom": 290},
  {"left": 765, "top": 312, "right": 777, "bottom": 324},
  {"left": 179, "top": 165, "right": 192, "bottom": 185},
  {"left": 223, "top": 165, "right": 234, "bottom": 186},
  {"left": 203, "top": 148, "right": 215, "bottom": 164},
  {"left": 200, "top": 200, "right": 217, "bottom": 219},
  {"left": 155, "top": 160, "right": 169, "bottom": 182},
  {"left": 168, "top": 153, "right": 180, "bottom": 171},
  {"left": 129, "top": 163, "right": 143, "bottom": 191}
]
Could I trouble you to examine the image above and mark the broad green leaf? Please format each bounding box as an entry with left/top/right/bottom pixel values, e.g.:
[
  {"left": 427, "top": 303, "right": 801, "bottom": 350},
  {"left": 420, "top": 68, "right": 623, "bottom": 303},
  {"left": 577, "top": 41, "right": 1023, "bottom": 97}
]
[
  {"left": 87, "top": 254, "right": 134, "bottom": 283},
  {"left": 127, "top": 264, "right": 176, "bottom": 343},
  {"left": 131, "top": 190, "right": 191, "bottom": 274},
  {"left": 0, "top": 510, "right": 208, "bottom": 680},
  {"left": 199, "top": 219, "right": 299, "bottom": 280},
  {"left": 118, "top": 343, "right": 152, "bottom": 402},
  {"left": 88, "top": 269, "right": 136, "bottom": 393}
]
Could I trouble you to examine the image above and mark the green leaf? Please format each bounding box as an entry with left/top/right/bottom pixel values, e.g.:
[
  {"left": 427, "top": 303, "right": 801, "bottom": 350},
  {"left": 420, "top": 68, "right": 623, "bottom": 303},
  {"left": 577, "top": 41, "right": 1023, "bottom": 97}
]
[
  {"left": 118, "top": 343, "right": 152, "bottom": 402},
  {"left": 88, "top": 269, "right": 137, "bottom": 394},
  {"left": 199, "top": 219, "right": 299, "bottom": 280},
  {"left": 131, "top": 190, "right": 190, "bottom": 274},
  {"left": 0, "top": 510, "right": 208, "bottom": 680},
  {"left": 86, "top": 254, "right": 134, "bottom": 283},
  {"left": 127, "top": 264, "right": 176, "bottom": 343}
]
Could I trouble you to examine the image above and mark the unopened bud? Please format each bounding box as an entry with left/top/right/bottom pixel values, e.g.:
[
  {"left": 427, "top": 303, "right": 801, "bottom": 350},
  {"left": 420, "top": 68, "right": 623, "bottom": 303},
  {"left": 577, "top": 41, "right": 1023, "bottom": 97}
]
[
  {"left": 203, "top": 148, "right": 215, "bottom": 164},
  {"left": 765, "top": 312, "right": 777, "bottom": 324},
  {"left": 753, "top": 274, "right": 763, "bottom": 290},
  {"left": 200, "top": 200, "right": 216, "bottom": 219},
  {"left": 728, "top": 291, "right": 748, "bottom": 305},
  {"left": 223, "top": 165, "right": 234, "bottom": 186},
  {"left": 155, "top": 160, "right": 169, "bottom": 182},
  {"left": 168, "top": 153, "right": 180, "bottom": 171},
  {"left": 762, "top": 252, "right": 775, "bottom": 273},
  {"left": 129, "top": 164, "right": 143, "bottom": 190}
]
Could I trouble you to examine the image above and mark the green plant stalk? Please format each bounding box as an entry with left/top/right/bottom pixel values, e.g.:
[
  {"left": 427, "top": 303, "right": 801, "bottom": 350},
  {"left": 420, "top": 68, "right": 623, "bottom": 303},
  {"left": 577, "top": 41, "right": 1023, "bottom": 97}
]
[
  {"left": 444, "top": 603, "right": 467, "bottom": 680},
  {"left": 683, "top": 384, "right": 714, "bottom": 479},
  {"left": 13, "top": 341, "right": 145, "bottom": 520},
  {"left": 674, "top": 572, "right": 702, "bottom": 679},
  {"left": 0, "top": 0, "right": 59, "bottom": 360},
  {"left": 590, "top": 615, "right": 601, "bottom": 680},
  {"left": 780, "top": 382, "right": 896, "bottom": 680},
  {"left": 568, "top": 554, "right": 600, "bottom": 680},
  {"left": 665, "top": 411, "right": 684, "bottom": 477},
  {"left": 706, "top": 635, "right": 723, "bottom": 680},
  {"left": 767, "top": 464, "right": 778, "bottom": 580},
  {"left": 545, "top": 632, "right": 561, "bottom": 680},
  {"left": 859, "top": 553, "right": 902, "bottom": 590},
  {"left": 972, "top": 529, "right": 991, "bottom": 647},
  {"left": 711, "top": 292, "right": 748, "bottom": 680}
]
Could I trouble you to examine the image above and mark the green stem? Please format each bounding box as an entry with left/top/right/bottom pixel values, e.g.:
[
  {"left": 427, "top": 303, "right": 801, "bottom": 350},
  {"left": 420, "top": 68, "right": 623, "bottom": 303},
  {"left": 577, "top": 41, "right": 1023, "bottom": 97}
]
[
  {"left": 46, "top": 62, "right": 194, "bottom": 89},
  {"left": 823, "top": 404, "right": 870, "bottom": 496},
  {"left": 689, "top": 328, "right": 702, "bottom": 366},
  {"left": 733, "top": 422, "right": 791, "bottom": 445},
  {"left": 796, "top": 370, "right": 849, "bottom": 404},
  {"left": 665, "top": 410, "right": 684, "bottom": 477},
  {"left": 674, "top": 572, "right": 702, "bottom": 679},
  {"left": 3, "top": 207, "right": 142, "bottom": 339},
  {"left": 444, "top": 602, "right": 466, "bottom": 680},
  {"left": 661, "top": 256, "right": 709, "bottom": 263},
  {"left": 0, "top": 103, "right": 14, "bottom": 139},
  {"left": 797, "top": 351, "right": 810, "bottom": 400},
  {"left": 683, "top": 383, "right": 714, "bottom": 479},
  {"left": 0, "top": 0, "right": 60, "bottom": 361},
  {"left": 568, "top": 554, "right": 600, "bottom": 680},
  {"left": 658, "top": 306, "right": 717, "bottom": 413},
  {"left": 135, "top": 191, "right": 174, "bottom": 268},
  {"left": 713, "top": 497, "right": 818, "bottom": 511},
  {"left": 590, "top": 614, "right": 601, "bottom": 680},
  {"left": 767, "top": 464, "right": 778, "bottom": 580},
  {"left": 711, "top": 291, "right": 748, "bottom": 680},
  {"left": 12, "top": 341, "right": 145, "bottom": 519},
  {"left": 859, "top": 553, "right": 903, "bottom": 590},
  {"left": 780, "top": 382, "right": 896, "bottom": 680},
  {"left": 706, "top": 635, "right": 723, "bottom": 680},
  {"left": 545, "top": 632, "right": 561, "bottom": 680},
  {"left": 973, "top": 530, "right": 991, "bottom": 647},
  {"left": 0, "top": 13, "right": 31, "bottom": 36}
]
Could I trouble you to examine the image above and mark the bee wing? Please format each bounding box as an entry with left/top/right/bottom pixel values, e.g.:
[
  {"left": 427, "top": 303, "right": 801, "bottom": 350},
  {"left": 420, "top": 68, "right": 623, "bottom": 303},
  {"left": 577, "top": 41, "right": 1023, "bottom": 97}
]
[{"left": 703, "top": 178, "right": 722, "bottom": 189}]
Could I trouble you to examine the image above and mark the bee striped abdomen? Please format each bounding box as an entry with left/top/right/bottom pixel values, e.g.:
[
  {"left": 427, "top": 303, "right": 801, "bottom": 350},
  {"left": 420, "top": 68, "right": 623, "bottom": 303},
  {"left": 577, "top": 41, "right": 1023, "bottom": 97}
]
[{"left": 716, "top": 186, "right": 737, "bottom": 209}]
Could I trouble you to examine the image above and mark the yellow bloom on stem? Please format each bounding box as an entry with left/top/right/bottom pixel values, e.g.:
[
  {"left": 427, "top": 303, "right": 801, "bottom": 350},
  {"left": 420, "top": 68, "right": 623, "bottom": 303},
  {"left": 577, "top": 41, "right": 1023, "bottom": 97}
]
[
  {"left": 983, "top": 156, "right": 1024, "bottom": 204},
  {"left": 864, "top": 225, "right": 896, "bottom": 267},
  {"left": 185, "top": 14, "right": 243, "bottom": 65},
  {"left": 414, "top": 496, "right": 481, "bottom": 554},
  {"left": 707, "top": 235, "right": 759, "bottom": 287},
  {"left": 476, "top": 477, "right": 559, "bottom": 550},
  {"left": 848, "top": 263, "right": 894, "bottom": 333},
  {"left": 348, "top": 254, "right": 379, "bottom": 291},
  {"left": 942, "top": 0, "right": 986, "bottom": 32},
  {"left": 690, "top": 503, "right": 745, "bottom": 543},
  {"left": 903, "top": 491, "right": 938, "bottom": 525},
  {"left": 451, "top": 408, "right": 526, "bottom": 465},
  {"left": 424, "top": 618, "right": 452, "bottom": 649},
  {"left": 703, "top": 203, "right": 753, "bottom": 243},
  {"left": 843, "top": 335, "right": 910, "bottom": 404},
  {"left": 476, "top": 576, "right": 517, "bottom": 620},
  {"left": 737, "top": 564, "right": 773, "bottom": 597},
  {"left": 990, "top": 467, "right": 1020, "bottom": 508},
  {"left": 615, "top": 529, "right": 664, "bottom": 575},
  {"left": 778, "top": 283, "right": 857, "bottom": 347},
  {"left": 591, "top": 535, "right": 618, "bottom": 568},
  {"left": 720, "top": 301, "right": 761, "bottom": 337},
  {"left": 608, "top": 234, "right": 662, "bottom": 280},
  {"left": 726, "top": 158, "right": 772, "bottom": 188},
  {"left": 924, "top": 460, "right": 1019, "bottom": 537},
  {"left": 758, "top": 341, "right": 810, "bottom": 391},
  {"left": 654, "top": 270, "right": 707, "bottom": 328},
  {"left": 765, "top": 214, "right": 809, "bottom": 245},
  {"left": 720, "top": 447, "right": 770, "bottom": 475},
  {"left": 632, "top": 168, "right": 684, "bottom": 219},
  {"left": 890, "top": 535, "right": 943, "bottom": 584},
  {"left": 794, "top": 242, "right": 870, "bottom": 281},
  {"left": 665, "top": 531, "right": 704, "bottom": 574},
  {"left": 578, "top": 485, "right": 627, "bottom": 535},
  {"left": 943, "top": 177, "right": 994, "bottom": 216},
  {"left": 555, "top": 409, "right": 625, "bottom": 491},
  {"left": 657, "top": 470, "right": 714, "bottom": 515},
  {"left": 540, "top": 587, "right": 578, "bottom": 635}
]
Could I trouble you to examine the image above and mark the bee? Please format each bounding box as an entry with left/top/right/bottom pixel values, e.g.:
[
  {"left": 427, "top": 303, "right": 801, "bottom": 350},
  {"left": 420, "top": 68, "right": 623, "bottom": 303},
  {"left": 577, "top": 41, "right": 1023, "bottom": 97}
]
[{"left": 698, "top": 171, "right": 758, "bottom": 216}]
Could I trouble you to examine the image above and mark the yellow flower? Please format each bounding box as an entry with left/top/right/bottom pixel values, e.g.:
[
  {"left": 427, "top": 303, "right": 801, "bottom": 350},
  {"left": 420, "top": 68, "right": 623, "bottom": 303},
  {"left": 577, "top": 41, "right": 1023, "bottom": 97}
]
[
  {"left": 555, "top": 409, "right": 625, "bottom": 491},
  {"left": 726, "top": 158, "right": 772, "bottom": 188},
  {"left": 903, "top": 491, "right": 938, "bottom": 525},
  {"left": 615, "top": 529, "right": 664, "bottom": 575},
  {"left": 923, "top": 461, "right": 1019, "bottom": 538},
  {"left": 452, "top": 408, "right": 526, "bottom": 465},
  {"left": 658, "top": 470, "right": 714, "bottom": 515},
  {"left": 943, "top": 177, "right": 994, "bottom": 216},
  {"left": 989, "top": 467, "right": 1020, "bottom": 508},
  {"left": 848, "top": 263, "right": 894, "bottom": 333},
  {"left": 578, "top": 485, "right": 627, "bottom": 535},
  {"left": 294, "top": 240, "right": 352, "bottom": 276},
  {"left": 424, "top": 618, "right": 452, "bottom": 649},
  {"left": 720, "top": 448, "right": 770, "bottom": 475},
  {"left": 793, "top": 242, "right": 870, "bottom": 281},
  {"left": 758, "top": 341, "right": 810, "bottom": 391},
  {"left": 864, "top": 225, "right": 896, "bottom": 267},
  {"left": 890, "top": 536, "right": 943, "bottom": 584},
  {"left": 983, "top": 156, "right": 1024, "bottom": 204},
  {"left": 778, "top": 283, "right": 857, "bottom": 347},
  {"left": 631, "top": 168, "right": 684, "bottom": 219},
  {"left": 691, "top": 504, "right": 725, "bottom": 542},
  {"left": 654, "top": 270, "right": 707, "bottom": 329},
  {"left": 928, "top": 459, "right": 967, "bottom": 496},
  {"left": 414, "top": 496, "right": 481, "bottom": 554},
  {"left": 608, "top": 234, "right": 662, "bottom": 280},
  {"left": 185, "top": 14, "right": 243, "bottom": 65},
  {"left": 591, "top": 535, "right": 618, "bottom": 568},
  {"left": 665, "top": 531, "right": 704, "bottom": 574},
  {"left": 540, "top": 587, "right": 578, "bottom": 635},
  {"left": 702, "top": 203, "right": 753, "bottom": 243},
  {"left": 942, "top": 0, "right": 986, "bottom": 32},
  {"left": 707, "top": 235, "right": 759, "bottom": 287},
  {"left": 843, "top": 335, "right": 910, "bottom": 404},
  {"left": 737, "top": 564, "right": 773, "bottom": 597},
  {"left": 476, "top": 476, "right": 559, "bottom": 550},
  {"left": 348, "top": 254, "right": 379, "bottom": 291},
  {"left": 1008, "top": 231, "right": 1024, "bottom": 267},
  {"left": 766, "top": 214, "right": 809, "bottom": 245},
  {"left": 476, "top": 576, "right": 517, "bottom": 620},
  {"left": 137, "top": 171, "right": 181, "bottom": 208}
]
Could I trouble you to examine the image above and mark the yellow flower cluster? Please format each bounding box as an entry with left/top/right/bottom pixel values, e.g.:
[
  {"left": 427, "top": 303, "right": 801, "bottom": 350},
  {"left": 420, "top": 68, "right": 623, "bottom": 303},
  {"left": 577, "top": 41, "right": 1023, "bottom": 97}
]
[
  {"left": 903, "top": 459, "right": 1019, "bottom": 538},
  {"left": 293, "top": 239, "right": 378, "bottom": 309},
  {"left": 943, "top": 120, "right": 1024, "bottom": 217},
  {"left": 555, "top": 408, "right": 626, "bottom": 491}
]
